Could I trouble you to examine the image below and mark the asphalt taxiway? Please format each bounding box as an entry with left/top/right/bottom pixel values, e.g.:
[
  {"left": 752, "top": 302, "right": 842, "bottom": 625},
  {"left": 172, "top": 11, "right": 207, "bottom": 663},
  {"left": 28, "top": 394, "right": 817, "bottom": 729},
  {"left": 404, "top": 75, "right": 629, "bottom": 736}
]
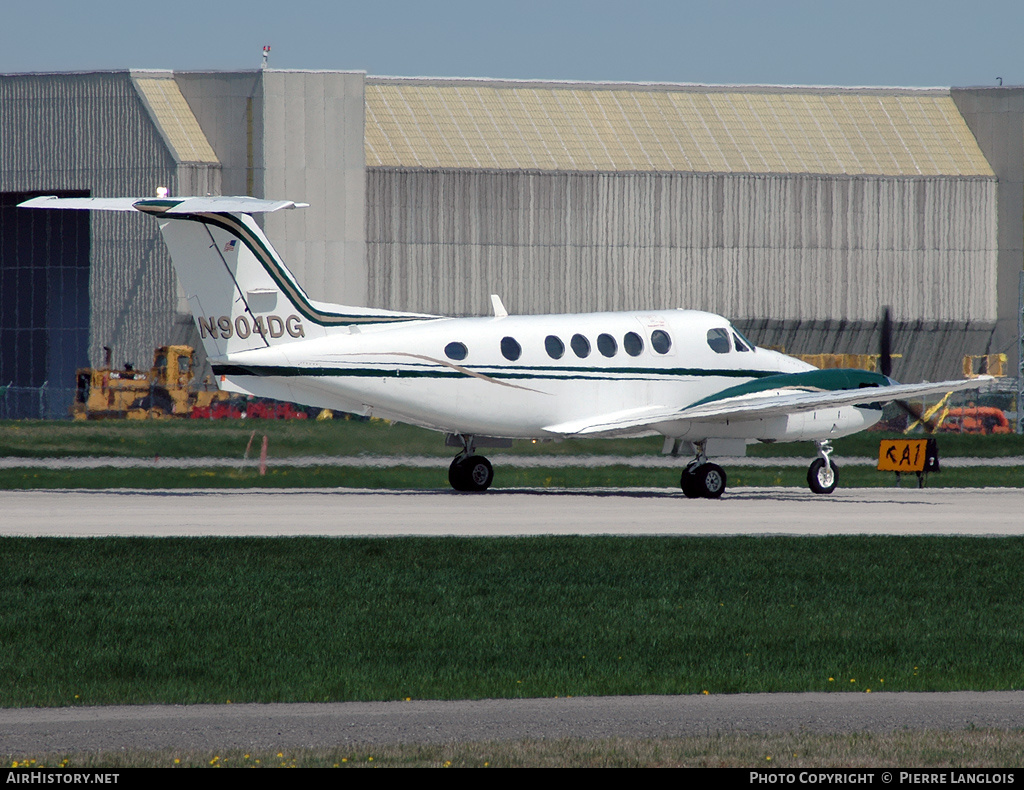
[
  {"left": 3, "top": 692, "right": 1024, "bottom": 752},
  {"left": 0, "top": 486, "right": 1019, "bottom": 537}
]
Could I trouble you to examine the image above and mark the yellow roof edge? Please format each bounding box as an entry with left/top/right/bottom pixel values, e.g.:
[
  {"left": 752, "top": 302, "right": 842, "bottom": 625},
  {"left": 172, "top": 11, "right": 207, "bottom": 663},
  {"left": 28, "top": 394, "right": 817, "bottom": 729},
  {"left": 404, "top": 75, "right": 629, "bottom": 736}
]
[
  {"left": 132, "top": 74, "right": 220, "bottom": 165},
  {"left": 364, "top": 84, "right": 993, "bottom": 177}
]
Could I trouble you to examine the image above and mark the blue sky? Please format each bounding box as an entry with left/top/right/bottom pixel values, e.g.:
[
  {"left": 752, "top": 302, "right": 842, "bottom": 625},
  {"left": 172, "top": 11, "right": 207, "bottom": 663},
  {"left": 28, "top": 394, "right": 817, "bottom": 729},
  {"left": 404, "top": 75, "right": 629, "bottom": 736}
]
[{"left": 2, "top": 0, "right": 1020, "bottom": 88}]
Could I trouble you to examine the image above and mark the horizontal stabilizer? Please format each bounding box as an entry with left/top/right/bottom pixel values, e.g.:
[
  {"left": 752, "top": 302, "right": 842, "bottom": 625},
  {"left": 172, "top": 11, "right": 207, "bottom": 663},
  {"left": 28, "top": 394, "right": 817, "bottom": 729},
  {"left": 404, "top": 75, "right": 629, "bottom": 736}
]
[
  {"left": 163, "top": 197, "right": 309, "bottom": 214},
  {"left": 18, "top": 195, "right": 308, "bottom": 214},
  {"left": 18, "top": 196, "right": 142, "bottom": 211}
]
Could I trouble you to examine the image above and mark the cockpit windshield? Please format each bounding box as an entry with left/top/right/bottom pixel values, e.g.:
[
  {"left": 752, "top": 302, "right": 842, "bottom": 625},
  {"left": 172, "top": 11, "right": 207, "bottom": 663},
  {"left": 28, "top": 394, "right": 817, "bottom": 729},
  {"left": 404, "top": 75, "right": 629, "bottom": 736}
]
[{"left": 731, "top": 326, "right": 756, "bottom": 352}]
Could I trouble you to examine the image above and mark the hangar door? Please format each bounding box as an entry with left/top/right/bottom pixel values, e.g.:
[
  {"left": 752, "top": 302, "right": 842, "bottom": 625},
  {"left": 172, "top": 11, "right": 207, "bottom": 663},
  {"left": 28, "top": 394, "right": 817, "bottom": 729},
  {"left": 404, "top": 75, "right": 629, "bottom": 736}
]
[{"left": 0, "top": 191, "right": 90, "bottom": 419}]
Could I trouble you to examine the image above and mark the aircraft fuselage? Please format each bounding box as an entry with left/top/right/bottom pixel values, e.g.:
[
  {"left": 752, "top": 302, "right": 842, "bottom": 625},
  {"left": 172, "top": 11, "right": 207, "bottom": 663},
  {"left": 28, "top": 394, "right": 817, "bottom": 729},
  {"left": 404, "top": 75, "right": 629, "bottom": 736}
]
[{"left": 211, "top": 308, "right": 880, "bottom": 442}]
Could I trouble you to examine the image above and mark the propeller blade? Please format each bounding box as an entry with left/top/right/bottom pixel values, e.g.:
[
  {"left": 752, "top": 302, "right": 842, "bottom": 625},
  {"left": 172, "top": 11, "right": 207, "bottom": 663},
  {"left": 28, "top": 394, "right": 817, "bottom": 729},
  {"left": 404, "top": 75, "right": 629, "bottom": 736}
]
[
  {"left": 896, "top": 399, "right": 937, "bottom": 433},
  {"left": 879, "top": 306, "right": 893, "bottom": 379}
]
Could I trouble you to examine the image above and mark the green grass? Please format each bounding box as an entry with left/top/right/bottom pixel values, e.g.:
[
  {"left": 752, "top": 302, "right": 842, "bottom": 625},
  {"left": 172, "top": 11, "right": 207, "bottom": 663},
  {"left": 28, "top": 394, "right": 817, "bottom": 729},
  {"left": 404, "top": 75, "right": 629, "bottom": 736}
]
[
  {"left": 2, "top": 536, "right": 1023, "bottom": 708},
  {"left": 0, "top": 418, "right": 1020, "bottom": 490},
  {"left": 0, "top": 418, "right": 1021, "bottom": 460},
  {"left": 0, "top": 463, "right": 1019, "bottom": 489}
]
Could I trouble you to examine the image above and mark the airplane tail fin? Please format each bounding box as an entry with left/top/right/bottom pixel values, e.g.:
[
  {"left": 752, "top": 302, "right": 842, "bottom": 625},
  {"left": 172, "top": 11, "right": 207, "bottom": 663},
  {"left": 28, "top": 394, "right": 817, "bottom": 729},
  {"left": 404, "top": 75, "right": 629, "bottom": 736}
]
[{"left": 19, "top": 196, "right": 435, "bottom": 360}]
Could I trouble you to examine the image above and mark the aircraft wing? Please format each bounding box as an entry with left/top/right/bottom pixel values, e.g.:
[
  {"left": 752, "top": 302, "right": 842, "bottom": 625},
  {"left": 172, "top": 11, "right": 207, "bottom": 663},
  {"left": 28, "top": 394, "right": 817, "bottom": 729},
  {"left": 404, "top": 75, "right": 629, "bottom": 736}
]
[
  {"left": 542, "top": 405, "right": 686, "bottom": 436},
  {"left": 543, "top": 376, "right": 993, "bottom": 436}
]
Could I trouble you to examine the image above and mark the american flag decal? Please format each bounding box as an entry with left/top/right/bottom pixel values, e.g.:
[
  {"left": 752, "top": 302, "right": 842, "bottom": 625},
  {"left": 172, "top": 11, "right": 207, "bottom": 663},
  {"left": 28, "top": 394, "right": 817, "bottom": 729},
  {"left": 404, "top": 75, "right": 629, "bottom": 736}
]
[{"left": 224, "top": 240, "right": 237, "bottom": 252}]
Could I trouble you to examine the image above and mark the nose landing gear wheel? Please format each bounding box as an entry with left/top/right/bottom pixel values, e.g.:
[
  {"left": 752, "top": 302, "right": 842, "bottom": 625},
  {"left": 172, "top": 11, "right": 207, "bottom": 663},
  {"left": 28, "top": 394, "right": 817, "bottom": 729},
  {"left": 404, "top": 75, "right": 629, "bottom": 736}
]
[
  {"left": 807, "top": 458, "right": 838, "bottom": 494},
  {"left": 449, "top": 454, "right": 494, "bottom": 492},
  {"left": 680, "top": 463, "right": 727, "bottom": 499}
]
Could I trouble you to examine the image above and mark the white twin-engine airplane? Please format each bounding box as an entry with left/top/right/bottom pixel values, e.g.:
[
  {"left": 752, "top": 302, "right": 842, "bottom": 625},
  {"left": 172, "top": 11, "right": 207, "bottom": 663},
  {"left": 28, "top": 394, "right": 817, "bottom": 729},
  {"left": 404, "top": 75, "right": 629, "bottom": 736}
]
[{"left": 22, "top": 195, "right": 990, "bottom": 497}]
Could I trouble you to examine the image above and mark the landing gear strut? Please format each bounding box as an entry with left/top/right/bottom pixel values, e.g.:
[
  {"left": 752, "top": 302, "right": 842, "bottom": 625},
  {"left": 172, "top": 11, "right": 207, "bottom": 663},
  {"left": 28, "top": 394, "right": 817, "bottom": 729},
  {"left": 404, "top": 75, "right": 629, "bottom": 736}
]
[
  {"left": 807, "top": 441, "right": 838, "bottom": 494},
  {"left": 679, "top": 440, "right": 727, "bottom": 499},
  {"left": 448, "top": 435, "right": 494, "bottom": 492}
]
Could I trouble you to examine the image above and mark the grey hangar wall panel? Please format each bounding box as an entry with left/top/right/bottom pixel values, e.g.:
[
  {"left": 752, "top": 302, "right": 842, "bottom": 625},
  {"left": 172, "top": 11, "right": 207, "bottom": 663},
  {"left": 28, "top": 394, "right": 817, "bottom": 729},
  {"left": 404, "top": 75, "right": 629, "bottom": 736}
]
[{"left": 366, "top": 169, "right": 997, "bottom": 325}]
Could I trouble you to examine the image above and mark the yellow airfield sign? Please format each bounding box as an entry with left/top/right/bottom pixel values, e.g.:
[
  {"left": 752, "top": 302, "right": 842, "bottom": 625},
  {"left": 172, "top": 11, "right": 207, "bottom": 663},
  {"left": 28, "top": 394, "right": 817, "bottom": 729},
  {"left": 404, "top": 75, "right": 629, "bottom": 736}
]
[{"left": 877, "top": 439, "right": 940, "bottom": 473}]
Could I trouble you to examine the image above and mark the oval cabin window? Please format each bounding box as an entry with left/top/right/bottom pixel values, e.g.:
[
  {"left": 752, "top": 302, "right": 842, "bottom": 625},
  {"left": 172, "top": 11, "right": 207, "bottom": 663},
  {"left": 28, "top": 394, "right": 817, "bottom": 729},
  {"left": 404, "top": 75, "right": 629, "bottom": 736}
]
[
  {"left": 623, "top": 332, "right": 644, "bottom": 357},
  {"left": 445, "top": 342, "right": 468, "bottom": 361},
  {"left": 570, "top": 334, "right": 591, "bottom": 358},
  {"left": 597, "top": 333, "right": 617, "bottom": 357},
  {"left": 545, "top": 335, "right": 565, "bottom": 359},
  {"left": 500, "top": 336, "right": 522, "bottom": 361},
  {"left": 650, "top": 330, "right": 672, "bottom": 354}
]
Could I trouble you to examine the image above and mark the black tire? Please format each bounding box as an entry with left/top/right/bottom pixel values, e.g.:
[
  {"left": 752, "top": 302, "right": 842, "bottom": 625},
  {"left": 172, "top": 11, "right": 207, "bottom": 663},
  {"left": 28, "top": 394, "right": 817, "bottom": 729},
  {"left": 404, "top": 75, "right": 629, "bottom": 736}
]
[
  {"left": 449, "top": 455, "right": 493, "bottom": 492},
  {"left": 681, "top": 463, "right": 727, "bottom": 499},
  {"left": 698, "top": 463, "right": 727, "bottom": 499},
  {"left": 807, "top": 458, "right": 838, "bottom": 494},
  {"left": 448, "top": 456, "right": 469, "bottom": 491},
  {"left": 680, "top": 469, "right": 702, "bottom": 498}
]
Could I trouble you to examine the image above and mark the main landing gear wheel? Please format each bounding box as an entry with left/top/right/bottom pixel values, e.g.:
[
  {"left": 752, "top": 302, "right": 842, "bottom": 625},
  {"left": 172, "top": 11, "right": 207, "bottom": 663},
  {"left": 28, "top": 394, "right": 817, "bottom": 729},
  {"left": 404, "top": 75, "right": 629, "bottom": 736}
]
[
  {"left": 807, "top": 458, "right": 838, "bottom": 494},
  {"left": 680, "top": 463, "right": 727, "bottom": 499},
  {"left": 448, "top": 454, "right": 494, "bottom": 492}
]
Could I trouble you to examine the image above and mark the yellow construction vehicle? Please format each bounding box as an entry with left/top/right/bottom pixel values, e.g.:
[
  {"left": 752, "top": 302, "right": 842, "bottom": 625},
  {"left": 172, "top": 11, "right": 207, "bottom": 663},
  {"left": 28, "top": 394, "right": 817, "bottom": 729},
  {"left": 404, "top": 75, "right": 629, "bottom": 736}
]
[
  {"left": 72, "top": 345, "right": 227, "bottom": 419},
  {"left": 763, "top": 348, "right": 903, "bottom": 373},
  {"left": 963, "top": 354, "right": 1007, "bottom": 378},
  {"left": 791, "top": 353, "right": 901, "bottom": 372}
]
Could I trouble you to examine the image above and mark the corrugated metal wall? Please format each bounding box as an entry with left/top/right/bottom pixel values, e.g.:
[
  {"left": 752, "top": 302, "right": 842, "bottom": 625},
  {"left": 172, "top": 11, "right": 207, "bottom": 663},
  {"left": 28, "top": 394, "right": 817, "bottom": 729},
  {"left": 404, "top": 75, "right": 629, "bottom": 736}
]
[
  {"left": 367, "top": 169, "right": 997, "bottom": 320},
  {"left": 0, "top": 72, "right": 214, "bottom": 374},
  {"left": 736, "top": 319, "right": 998, "bottom": 383},
  {"left": 365, "top": 79, "right": 1003, "bottom": 381}
]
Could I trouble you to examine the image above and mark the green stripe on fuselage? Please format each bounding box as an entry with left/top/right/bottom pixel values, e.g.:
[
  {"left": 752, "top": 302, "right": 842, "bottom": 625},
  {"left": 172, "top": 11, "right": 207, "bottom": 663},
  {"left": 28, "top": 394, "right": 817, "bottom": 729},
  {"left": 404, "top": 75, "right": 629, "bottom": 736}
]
[
  {"left": 212, "top": 363, "right": 782, "bottom": 381},
  {"left": 688, "top": 368, "right": 890, "bottom": 408}
]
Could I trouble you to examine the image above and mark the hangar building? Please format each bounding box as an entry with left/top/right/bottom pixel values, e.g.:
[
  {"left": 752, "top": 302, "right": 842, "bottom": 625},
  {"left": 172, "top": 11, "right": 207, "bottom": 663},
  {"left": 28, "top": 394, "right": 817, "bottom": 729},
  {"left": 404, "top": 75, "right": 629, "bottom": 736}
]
[{"left": 1, "top": 69, "right": 1020, "bottom": 417}]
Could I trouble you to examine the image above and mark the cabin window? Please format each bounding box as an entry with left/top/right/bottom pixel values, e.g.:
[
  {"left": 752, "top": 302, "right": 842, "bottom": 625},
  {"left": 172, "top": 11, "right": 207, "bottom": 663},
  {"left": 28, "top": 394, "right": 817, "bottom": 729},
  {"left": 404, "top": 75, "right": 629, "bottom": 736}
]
[
  {"left": 500, "top": 336, "right": 522, "bottom": 361},
  {"left": 597, "top": 333, "right": 617, "bottom": 357},
  {"left": 623, "top": 332, "right": 643, "bottom": 357},
  {"left": 545, "top": 335, "right": 565, "bottom": 359},
  {"left": 570, "top": 334, "right": 591, "bottom": 358},
  {"left": 445, "top": 342, "right": 468, "bottom": 361},
  {"left": 732, "top": 332, "right": 752, "bottom": 352},
  {"left": 707, "top": 328, "right": 731, "bottom": 354},
  {"left": 650, "top": 329, "right": 672, "bottom": 354}
]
